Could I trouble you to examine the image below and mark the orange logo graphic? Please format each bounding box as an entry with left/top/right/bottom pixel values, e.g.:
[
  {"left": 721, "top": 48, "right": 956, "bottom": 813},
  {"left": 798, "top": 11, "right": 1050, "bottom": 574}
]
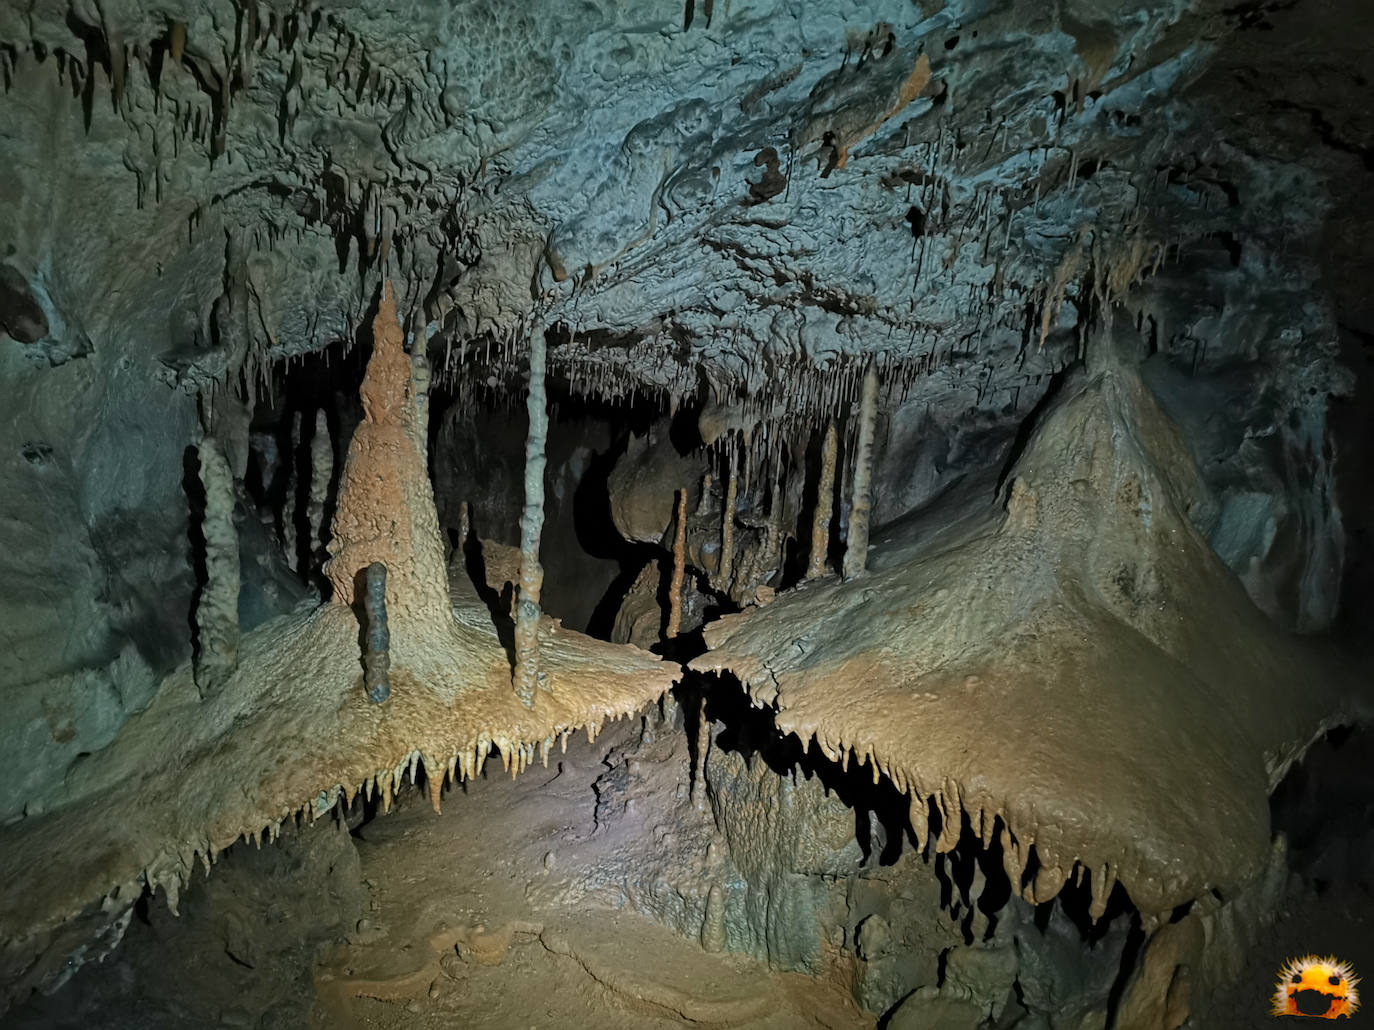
[{"left": 1272, "top": 955, "right": 1361, "bottom": 1019}]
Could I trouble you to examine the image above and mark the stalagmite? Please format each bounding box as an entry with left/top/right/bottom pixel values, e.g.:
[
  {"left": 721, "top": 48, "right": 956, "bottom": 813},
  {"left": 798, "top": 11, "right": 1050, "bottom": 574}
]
[
  {"left": 407, "top": 352, "right": 431, "bottom": 456},
  {"left": 806, "top": 420, "right": 837, "bottom": 580},
  {"left": 362, "top": 562, "right": 390, "bottom": 703},
  {"left": 701, "top": 884, "right": 726, "bottom": 953},
  {"left": 282, "top": 411, "right": 301, "bottom": 571},
  {"left": 326, "top": 282, "right": 450, "bottom": 619},
  {"left": 307, "top": 409, "right": 332, "bottom": 562},
  {"left": 842, "top": 363, "right": 878, "bottom": 580},
  {"left": 716, "top": 453, "right": 738, "bottom": 593},
  {"left": 692, "top": 362, "right": 1352, "bottom": 926},
  {"left": 692, "top": 693, "right": 710, "bottom": 810},
  {"left": 513, "top": 327, "right": 549, "bottom": 706},
  {"left": 194, "top": 438, "right": 239, "bottom": 699},
  {"left": 667, "top": 487, "right": 688, "bottom": 639},
  {"left": 695, "top": 473, "right": 714, "bottom": 518}
]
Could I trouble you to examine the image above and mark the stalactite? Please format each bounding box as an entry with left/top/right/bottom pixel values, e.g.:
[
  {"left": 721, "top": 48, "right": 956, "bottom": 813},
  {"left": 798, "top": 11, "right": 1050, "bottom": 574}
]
[
  {"left": 806, "top": 420, "right": 837, "bottom": 580},
  {"left": 667, "top": 487, "right": 687, "bottom": 640},
  {"left": 194, "top": 439, "right": 239, "bottom": 699},
  {"left": 512, "top": 328, "right": 549, "bottom": 707},
  {"left": 842, "top": 364, "right": 879, "bottom": 580},
  {"left": 306, "top": 409, "right": 332, "bottom": 564},
  {"left": 362, "top": 561, "right": 390, "bottom": 703}
]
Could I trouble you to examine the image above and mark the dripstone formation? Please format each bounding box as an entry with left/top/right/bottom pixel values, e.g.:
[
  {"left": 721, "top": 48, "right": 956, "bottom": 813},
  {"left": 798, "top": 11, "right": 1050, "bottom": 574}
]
[{"left": 0, "top": 0, "right": 1370, "bottom": 1026}]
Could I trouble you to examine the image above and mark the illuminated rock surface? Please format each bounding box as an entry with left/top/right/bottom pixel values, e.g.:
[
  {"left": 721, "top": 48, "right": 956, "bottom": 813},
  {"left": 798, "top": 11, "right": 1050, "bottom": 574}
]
[
  {"left": 0, "top": 0, "right": 1371, "bottom": 1025},
  {"left": 695, "top": 353, "right": 1353, "bottom": 922}
]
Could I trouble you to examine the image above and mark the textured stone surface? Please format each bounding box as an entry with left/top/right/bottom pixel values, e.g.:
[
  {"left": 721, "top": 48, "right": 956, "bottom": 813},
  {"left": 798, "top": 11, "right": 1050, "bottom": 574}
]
[
  {"left": 0, "top": 0, "right": 1369, "bottom": 1023},
  {"left": 0, "top": 290, "right": 678, "bottom": 1010},
  {"left": 0, "top": 0, "right": 1358, "bottom": 814},
  {"left": 694, "top": 350, "right": 1355, "bottom": 919}
]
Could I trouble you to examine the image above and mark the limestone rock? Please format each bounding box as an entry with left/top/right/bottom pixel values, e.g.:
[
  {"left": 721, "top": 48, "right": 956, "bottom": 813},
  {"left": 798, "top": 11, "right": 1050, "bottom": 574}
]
[{"left": 886, "top": 986, "right": 983, "bottom": 1030}]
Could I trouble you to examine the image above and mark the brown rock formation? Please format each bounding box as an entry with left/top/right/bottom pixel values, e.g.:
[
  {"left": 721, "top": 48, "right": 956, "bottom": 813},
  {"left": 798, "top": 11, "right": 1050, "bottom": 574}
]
[
  {"left": 693, "top": 357, "right": 1353, "bottom": 925},
  {"left": 0, "top": 287, "right": 678, "bottom": 1007},
  {"left": 326, "top": 283, "right": 450, "bottom": 623}
]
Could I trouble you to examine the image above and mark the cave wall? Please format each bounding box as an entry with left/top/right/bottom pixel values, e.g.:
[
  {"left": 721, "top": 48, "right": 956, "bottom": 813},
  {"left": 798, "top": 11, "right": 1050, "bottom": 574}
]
[{"left": 0, "top": 67, "right": 205, "bottom": 823}]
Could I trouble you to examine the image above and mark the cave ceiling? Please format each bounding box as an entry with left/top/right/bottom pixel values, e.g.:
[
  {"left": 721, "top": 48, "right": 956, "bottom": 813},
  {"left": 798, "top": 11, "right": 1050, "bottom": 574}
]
[{"left": 0, "top": 0, "right": 1358, "bottom": 412}]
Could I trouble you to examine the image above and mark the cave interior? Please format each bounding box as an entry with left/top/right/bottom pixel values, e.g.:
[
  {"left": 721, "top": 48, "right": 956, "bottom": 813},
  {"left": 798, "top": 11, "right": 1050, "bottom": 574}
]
[{"left": 0, "top": 0, "right": 1372, "bottom": 1027}]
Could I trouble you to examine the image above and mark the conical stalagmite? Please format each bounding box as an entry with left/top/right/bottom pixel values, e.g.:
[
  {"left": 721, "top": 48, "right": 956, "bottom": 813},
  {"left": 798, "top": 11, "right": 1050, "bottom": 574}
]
[
  {"left": 695, "top": 362, "right": 1351, "bottom": 923},
  {"left": 326, "top": 282, "right": 451, "bottom": 622}
]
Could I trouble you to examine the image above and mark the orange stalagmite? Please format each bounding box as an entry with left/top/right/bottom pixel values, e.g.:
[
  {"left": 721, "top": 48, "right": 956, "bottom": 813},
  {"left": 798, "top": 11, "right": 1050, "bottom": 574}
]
[
  {"left": 806, "top": 421, "right": 837, "bottom": 580},
  {"left": 326, "top": 282, "right": 451, "bottom": 623},
  {"left": 694, "top": 351, "right": 1351, "bottom": 935},
  {"left": 667, "top": 487, "right": 688, "bottom": 639},
  {"left": 0, "top": 284, "right": 678, "bottom": 1007}
]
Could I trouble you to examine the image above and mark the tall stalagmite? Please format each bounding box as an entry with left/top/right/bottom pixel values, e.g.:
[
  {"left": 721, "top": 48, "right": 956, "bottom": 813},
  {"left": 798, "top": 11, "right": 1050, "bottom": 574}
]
[
  {"left": 717, "top": 453, "right": 738, "bottom": 594},
  {"left": 362, "top": 562, "right": 391, "bottom": 704},
  {"left": 843, "top": 366, "right": 878, "bottom": 581},
  {"left": 807, "top": 421, "right": 838, "bottom": 580},
  {"left": 667, "top": 487, "right": 688, "bottom": 639},
  {"left": 307, "top": 409, "right": 332, "bottom": 562},
  {"left": 194, "top": 438, "right": 239, "bottom": 699},
  {"left": 325, "top": 282, "right": 450, "bottom": 622},
  {"left": 282, "top": 411, "right": 302, "bottom": 571},
  {"left": 513, "top": 328, "right": 549, "bottom": 706}
]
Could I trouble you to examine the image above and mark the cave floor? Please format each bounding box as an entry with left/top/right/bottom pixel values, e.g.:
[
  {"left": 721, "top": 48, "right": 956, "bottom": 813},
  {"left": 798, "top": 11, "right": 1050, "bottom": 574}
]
[
  {"left": 10, "top": 691, "right": 1370, "bottom": 1028},
  {"left": 11, "top": 707, "right": 871, "bottom": 1029},
  {"left": 315, "top": 710, "right": 869, "bottom": 1030}
]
